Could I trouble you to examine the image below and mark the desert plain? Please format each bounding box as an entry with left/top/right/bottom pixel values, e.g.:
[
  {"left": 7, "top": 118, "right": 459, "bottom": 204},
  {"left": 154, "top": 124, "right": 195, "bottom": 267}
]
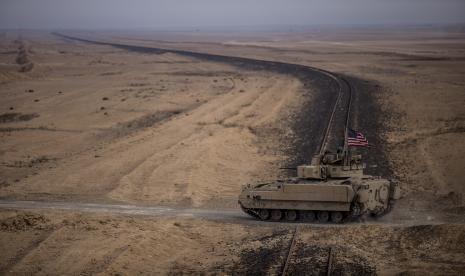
[{"left": 0, "top": 26, "right": 465, "bottom": 275}]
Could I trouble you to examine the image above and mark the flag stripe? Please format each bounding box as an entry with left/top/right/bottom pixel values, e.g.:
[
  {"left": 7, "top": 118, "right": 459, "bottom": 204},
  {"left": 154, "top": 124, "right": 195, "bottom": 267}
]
[{"left": 347, "top": 128, "right": 369, "bottom": 147}]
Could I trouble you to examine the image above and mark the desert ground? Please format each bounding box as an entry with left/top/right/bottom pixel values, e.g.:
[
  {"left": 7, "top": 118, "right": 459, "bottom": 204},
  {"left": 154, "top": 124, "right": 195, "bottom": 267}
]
[{"left": 1, "top": 27, "right": 465, "bottom": 275}]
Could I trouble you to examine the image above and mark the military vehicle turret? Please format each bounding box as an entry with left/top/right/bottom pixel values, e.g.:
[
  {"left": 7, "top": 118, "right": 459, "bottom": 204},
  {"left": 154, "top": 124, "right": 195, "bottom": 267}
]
[{"left": 238, "top": 150, "right": 400, "bottom": 223}]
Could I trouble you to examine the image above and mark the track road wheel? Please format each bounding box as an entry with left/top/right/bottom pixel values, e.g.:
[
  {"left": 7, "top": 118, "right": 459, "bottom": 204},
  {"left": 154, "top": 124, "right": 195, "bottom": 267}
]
[
  {"left": 258, "top": 209, "right": 270, "bottom": 220},
  {"left": 317, "top": 211, "right": 329, "bottom": 223},
  {"left": 270, "top": 209, "right": 283, "bottom": 221},
  {"left": 301, "top": 211, "right": 316, "bottom": 222},
  {"left": 331, "top": 211, "right": 343, "bottom": 223},
  {"left": 285, "top": 210, "right": 297, "bottom": 221}
]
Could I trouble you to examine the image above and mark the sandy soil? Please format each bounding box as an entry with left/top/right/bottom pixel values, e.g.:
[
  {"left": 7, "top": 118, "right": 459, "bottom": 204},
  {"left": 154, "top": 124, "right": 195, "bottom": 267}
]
[
  {"left": 0, "top": 32, "right": 306, "bottom": 208},
  {"left": 1, "top": 27, "right": 465, "bottom": 275},
  {"left": 1, "top": 210, "right": 464, "bottom": 275}
]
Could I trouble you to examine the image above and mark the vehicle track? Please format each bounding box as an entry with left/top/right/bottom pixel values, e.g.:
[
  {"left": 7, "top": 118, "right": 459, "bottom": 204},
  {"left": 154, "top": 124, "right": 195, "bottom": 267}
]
[
  {"left": 318, "top": 74, "right": 352, "bottom": 155},
  {"left": 281, "top": 226, "right": 299, "bottom": 276}
]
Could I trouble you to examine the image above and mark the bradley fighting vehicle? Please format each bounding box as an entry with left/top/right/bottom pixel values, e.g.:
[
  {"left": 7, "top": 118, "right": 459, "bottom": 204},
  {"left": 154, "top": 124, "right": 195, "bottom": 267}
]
[{"left": 238, "top": 149, "right": 400, "bottom": 223}]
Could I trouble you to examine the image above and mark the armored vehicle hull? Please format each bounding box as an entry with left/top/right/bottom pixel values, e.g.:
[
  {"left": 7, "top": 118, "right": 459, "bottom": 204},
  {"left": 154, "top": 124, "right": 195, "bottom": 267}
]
[{"left": 238, "top": 177, "right": 399, "bottom": 223}]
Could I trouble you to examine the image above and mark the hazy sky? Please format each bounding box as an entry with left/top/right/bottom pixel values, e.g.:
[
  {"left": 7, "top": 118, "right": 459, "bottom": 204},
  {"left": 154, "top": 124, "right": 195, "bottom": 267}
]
[{"left": 1, "top": 0, "right": 464, "bottom": 30}]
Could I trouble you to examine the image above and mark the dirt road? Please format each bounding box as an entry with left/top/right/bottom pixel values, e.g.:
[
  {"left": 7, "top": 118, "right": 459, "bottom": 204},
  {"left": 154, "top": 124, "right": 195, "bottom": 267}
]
[
  {"left": 1, "top": 199, "right": 459, "bottom": 227},
  {"left": 0, "top": 199, "right": 240, "bottom": 220}
]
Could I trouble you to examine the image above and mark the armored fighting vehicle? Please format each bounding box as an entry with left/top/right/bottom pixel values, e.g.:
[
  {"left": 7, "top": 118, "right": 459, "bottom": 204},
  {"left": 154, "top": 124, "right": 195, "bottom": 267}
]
[{"left": 238, "top": 150, "right": 400, "bottom": 223}]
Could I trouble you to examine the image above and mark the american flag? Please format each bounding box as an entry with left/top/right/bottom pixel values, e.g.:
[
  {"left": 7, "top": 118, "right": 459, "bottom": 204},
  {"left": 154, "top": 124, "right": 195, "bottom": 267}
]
[{"left": 347, "top": 128, "right": 369, "bottom": 147}]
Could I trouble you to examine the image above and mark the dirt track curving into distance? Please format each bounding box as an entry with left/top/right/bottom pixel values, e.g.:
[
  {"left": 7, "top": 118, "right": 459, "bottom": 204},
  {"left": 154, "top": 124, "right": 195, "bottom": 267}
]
[
  {"left": 53, "top": 32, "right": 355, "bottom": 163},
  {"left": 1, "top": 32, "right": 373, "bottom": 208}
]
